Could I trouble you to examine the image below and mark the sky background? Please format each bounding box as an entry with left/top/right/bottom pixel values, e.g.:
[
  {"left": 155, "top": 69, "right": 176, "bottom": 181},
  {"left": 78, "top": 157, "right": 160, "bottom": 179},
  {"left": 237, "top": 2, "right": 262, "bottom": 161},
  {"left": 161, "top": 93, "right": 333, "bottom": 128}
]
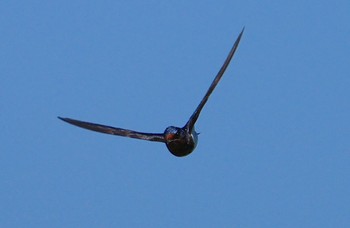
[{"left": 1, "top": 0, "right": 349, "bottom": 227}]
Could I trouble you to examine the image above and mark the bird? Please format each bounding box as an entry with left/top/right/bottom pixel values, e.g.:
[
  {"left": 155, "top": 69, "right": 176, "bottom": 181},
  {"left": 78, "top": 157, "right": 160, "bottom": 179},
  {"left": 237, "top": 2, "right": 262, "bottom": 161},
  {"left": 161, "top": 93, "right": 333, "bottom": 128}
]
[{"left": 58, "top": 28, "right": 244, "bottom": 157}]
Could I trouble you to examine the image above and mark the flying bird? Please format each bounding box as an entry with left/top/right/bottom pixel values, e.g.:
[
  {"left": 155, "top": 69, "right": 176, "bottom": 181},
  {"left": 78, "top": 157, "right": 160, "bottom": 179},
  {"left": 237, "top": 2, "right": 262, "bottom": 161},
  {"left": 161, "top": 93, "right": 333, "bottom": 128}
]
[{"left": 59, "top": 28, "right": 244, "bottom": 157}]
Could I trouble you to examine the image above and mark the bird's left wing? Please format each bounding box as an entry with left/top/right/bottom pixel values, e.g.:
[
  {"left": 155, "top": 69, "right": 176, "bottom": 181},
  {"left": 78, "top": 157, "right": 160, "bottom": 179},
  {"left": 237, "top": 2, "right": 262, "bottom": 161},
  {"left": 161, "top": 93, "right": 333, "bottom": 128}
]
[{"left": 185, "top": 28, "right": 244, "bottom": 132}]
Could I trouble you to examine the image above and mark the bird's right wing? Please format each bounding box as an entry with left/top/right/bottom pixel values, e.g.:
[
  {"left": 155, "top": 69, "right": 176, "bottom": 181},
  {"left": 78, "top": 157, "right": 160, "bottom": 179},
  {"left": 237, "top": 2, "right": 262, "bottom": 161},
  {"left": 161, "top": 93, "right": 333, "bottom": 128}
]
[{"left": 58, "top": 117, "right": 166, "bottom": 143}]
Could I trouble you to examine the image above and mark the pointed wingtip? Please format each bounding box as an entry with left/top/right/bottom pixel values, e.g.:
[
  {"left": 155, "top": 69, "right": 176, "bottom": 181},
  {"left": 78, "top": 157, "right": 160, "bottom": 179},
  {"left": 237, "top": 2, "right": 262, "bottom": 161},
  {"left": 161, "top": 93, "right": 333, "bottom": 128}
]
[
  {"left": 232, "top": 26, "right": 245, "bottom": 52},
  {"left": 237, "top": 26, "right": 245, "bottom": 41},
  {"left": 57, "top": 116, "right": 70, "bottom": 123}
]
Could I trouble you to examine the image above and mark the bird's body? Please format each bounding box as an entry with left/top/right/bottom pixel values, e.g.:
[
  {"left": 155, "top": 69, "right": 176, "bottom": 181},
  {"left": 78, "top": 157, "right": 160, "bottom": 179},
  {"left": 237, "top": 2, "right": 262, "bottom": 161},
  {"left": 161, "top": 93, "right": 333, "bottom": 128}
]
[
  {"left": 59, "top": 28, "right": 244, "bottom": 157},
  {"left": 164, "top": 126, "right": 198, "bottom": 157}
]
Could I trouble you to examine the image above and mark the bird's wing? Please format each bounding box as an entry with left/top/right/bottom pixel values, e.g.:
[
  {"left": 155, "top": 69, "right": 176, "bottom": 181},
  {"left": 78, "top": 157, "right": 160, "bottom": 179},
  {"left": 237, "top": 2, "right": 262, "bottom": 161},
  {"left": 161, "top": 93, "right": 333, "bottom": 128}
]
[
  {"left": 58, "top": 117, "right": 166, "bottom": 143},
  {"left": 185, "top": 28, "right": 244, "bottom": 132}
]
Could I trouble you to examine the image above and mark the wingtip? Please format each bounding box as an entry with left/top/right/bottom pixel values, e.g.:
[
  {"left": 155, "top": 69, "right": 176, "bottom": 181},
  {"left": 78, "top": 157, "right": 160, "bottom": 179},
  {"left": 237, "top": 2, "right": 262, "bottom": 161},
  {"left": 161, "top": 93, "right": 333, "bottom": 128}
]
[
  {"left": 57, "top": 116, "right": 69, "bottom": 123},
  {"left": 239, "top": 26, "right": 245, "bottom": 38},
  {"left": 233, "top": 27, "right": 245, "bottom": 48}
]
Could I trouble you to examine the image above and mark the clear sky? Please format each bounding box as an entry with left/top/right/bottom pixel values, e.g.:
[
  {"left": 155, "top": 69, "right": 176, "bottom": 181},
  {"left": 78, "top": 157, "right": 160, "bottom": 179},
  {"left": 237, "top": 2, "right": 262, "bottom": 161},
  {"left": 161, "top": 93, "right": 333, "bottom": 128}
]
[{"left": 1, "top": 0, "right": 349, "bottom": 227}]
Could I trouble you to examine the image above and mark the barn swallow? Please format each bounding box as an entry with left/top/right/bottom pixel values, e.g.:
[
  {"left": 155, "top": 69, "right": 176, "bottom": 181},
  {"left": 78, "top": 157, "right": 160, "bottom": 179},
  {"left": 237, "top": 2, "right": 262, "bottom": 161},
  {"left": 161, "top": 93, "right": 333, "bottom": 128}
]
[{"left": 59, "top": 28, "right": 244, "bottom": 157}]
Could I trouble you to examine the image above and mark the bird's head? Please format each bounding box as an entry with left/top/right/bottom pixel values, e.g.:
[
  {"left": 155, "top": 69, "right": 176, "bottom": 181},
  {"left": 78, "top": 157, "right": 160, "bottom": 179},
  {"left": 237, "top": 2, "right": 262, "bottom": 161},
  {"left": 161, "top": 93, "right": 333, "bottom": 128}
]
[{"left": 164, "top": 126, "right": 198, "bottom": 157}]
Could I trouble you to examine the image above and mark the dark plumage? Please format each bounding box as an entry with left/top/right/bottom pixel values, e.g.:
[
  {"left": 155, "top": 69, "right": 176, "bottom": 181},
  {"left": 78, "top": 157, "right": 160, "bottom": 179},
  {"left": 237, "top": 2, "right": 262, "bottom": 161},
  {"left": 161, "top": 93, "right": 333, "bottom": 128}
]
[{"left": 59, "top": 28, "right": 244, "bottom": 157}]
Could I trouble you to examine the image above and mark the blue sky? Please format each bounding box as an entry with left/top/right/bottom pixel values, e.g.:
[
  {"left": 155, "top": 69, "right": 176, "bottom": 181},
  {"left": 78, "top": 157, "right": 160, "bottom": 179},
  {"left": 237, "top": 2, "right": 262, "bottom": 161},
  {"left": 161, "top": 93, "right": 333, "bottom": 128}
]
[{"left": 1, "top": 0, "right": 349, "bottom": 227}]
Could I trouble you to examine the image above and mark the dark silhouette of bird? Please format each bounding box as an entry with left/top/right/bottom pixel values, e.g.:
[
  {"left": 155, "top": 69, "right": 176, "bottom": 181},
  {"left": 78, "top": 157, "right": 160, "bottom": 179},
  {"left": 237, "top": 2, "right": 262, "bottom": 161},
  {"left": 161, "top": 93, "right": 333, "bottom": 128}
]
[{"left": 59, "top": 28, "right": 244, "bottom": 157}]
